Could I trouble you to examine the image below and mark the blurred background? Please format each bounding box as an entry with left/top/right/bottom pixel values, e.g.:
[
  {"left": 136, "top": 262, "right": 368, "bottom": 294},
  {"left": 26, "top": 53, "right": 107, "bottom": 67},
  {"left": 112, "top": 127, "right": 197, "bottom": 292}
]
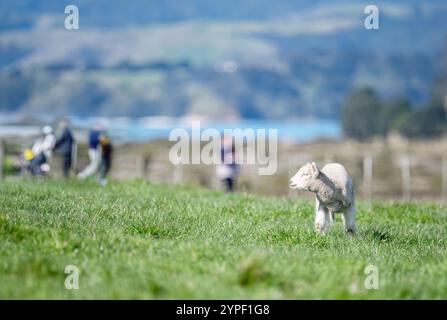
[{"left": 1, "top": 0, "right": 447, "bottom": 200}]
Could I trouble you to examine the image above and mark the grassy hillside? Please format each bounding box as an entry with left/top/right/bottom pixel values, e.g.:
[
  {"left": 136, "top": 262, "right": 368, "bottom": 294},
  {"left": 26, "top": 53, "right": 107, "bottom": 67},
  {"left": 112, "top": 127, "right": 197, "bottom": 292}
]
[{"left": 0, "top": 179, "right": 446, "bottom": 299}]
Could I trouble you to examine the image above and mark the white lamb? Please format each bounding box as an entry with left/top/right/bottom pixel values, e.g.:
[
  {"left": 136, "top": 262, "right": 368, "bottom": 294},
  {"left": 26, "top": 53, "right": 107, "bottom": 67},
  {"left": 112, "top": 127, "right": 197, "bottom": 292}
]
[{"left": 289, "top": 162, "right": 356, "bottom": 235}]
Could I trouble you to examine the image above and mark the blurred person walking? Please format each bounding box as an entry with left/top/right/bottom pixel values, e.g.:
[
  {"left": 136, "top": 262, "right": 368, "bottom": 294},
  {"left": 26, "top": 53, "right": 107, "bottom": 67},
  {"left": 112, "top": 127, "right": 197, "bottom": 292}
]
[
  {"left": 98, "top": 133, "right": 113, "bottom": 186},
  {"left": 54, "top": 118, "right": 75, "bottom": 178},
  {"left": 78, "top": 123, "right": 102, "bottom": 179},
  {"left": 216, "top": 135, "right": 239, "bottom": 192}
]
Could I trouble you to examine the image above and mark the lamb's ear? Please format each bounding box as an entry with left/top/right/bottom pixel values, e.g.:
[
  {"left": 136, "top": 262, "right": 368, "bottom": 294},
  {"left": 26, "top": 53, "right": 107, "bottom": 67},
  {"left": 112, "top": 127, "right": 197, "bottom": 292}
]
[
  {"left": 305, "top": 162, "right": 312, "bottom": 171},
  {"left": 311, "top": 162, "right": 320, "bottom": 178}
]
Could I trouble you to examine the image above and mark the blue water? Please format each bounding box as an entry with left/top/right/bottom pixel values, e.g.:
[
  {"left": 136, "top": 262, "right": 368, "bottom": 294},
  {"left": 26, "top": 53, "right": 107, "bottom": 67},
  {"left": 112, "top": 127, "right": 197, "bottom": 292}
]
[{"left": 97, "top": 119, "right": 341, "bottom": 143}]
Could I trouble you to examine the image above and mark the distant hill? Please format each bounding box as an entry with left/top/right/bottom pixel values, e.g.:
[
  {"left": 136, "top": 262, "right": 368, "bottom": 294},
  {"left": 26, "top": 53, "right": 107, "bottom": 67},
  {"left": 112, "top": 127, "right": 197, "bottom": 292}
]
[{"left": 0, "top": 0, "right": 446, "bottom": 119}]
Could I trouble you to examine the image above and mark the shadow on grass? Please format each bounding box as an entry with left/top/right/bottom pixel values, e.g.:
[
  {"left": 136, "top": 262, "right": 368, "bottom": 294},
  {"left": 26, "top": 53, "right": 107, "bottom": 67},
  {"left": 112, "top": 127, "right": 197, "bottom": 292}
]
[
  {"left": 0, "top": 214, "right": 37, "bottom": 242},
  {"left": 362, "top": 226, "right": 393, "bottom": 242},
  {"left": 237, "top": 256, "right": 272, "bottom": 287}
]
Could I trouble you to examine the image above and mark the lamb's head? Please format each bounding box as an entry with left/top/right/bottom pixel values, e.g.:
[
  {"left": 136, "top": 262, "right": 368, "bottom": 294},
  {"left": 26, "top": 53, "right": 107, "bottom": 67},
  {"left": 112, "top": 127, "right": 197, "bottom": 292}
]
[{"left": 289, "top": 162, "right": 320, "bottom": 191}]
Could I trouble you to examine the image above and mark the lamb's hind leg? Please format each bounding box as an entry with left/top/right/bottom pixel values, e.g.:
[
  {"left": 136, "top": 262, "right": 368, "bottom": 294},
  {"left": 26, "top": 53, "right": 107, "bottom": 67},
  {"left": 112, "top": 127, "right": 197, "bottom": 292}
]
[
  {"left": 341, "top": 204, "right": 356, "bottom": 235},
  {"left": 315, "top": 199, "right": 331, "bottom": 234}
]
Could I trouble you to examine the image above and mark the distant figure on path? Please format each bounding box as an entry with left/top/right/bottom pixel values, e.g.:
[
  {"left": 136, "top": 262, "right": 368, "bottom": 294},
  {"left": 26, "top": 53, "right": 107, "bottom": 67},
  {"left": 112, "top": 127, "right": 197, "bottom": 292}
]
[
  {"left": 78, "top": 123, "right": 102, "bottom": 179},
  {"left": 98, "top": 133, "right": 113, "bottom": 186},
  {"left": 216, "top": 135, "right": 239, "bottom": 192},
  {"left": 28, "top": 126, "right": 56, "bottom": 176},
  {"left": 54, "top": 119, "right": 75, "bottom": 178}
]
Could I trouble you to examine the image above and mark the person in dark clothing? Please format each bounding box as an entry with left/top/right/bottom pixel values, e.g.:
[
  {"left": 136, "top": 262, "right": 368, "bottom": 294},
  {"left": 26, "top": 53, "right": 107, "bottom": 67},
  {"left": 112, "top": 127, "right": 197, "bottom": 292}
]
[
  {"left": 54, "top": 119, "right": 75, "bottom": 178},
  {"left": 98, "top": 134, "right": 113, "bottom": 186},
  {"left": 223, "top": 176, "right": 234, "bottom": 192},
  {"left": 28, "top": 152, "right": 47, "bottom": 176},
  {"left": 216, "top": 135, "right": 239, "bottom": 192}
]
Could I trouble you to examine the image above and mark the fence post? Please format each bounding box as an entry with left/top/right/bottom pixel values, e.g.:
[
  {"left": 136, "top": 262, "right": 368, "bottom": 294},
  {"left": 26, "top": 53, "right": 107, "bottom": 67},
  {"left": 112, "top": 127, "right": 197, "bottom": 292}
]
[
  {"left": 136, "top": 155, "right": 148, "bottom": 179},
  {"left": 363, "top": 155, "right": 373, "bottom": 200},
  {"left": 401, "top": 156, "right": 411, "bottom": 201},
  {"left": 173, "top": 164, "right": 183, "bottom": 184},
  {"left": 21, "top": 140, "right": 26, "bottom": 177},
  {"left": 72, "top": 142, "right": 78, "bottom": 175},
  {"left": 0, "top": 140, "right": 5, "bottom": 180},
  {"left": 442, "top": 155, "right": 447, "bottom": 201}
]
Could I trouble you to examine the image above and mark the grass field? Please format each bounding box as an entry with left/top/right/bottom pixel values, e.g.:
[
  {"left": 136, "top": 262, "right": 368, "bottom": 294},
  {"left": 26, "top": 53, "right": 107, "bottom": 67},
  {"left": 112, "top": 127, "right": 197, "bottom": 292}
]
[{"left": 0, "top": 179, "right": 446, "bottom": 299}]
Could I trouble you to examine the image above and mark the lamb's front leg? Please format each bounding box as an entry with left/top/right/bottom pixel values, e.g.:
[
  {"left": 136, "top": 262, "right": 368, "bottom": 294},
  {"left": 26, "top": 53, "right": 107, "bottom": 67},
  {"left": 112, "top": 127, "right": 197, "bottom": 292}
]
[
  {"left": 315, "top": 198, "right": 331, "bottom": 234},
  {"left": 341, "top": 203, "right": 356, "bottom": 235}
]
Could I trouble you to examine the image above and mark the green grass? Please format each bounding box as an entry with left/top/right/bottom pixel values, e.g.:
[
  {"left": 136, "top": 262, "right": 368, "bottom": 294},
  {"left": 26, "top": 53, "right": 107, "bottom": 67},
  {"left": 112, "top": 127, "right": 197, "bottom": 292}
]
[{"left": 0, "top": 179, "right": 446, "bottom": 299}]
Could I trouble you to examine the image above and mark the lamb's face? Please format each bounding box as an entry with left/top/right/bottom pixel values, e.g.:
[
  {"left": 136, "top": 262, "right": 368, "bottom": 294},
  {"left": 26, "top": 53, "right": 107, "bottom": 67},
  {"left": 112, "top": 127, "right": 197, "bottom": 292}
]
[{"left": 289, "top": 162, "right": 319, "bottom": 191}]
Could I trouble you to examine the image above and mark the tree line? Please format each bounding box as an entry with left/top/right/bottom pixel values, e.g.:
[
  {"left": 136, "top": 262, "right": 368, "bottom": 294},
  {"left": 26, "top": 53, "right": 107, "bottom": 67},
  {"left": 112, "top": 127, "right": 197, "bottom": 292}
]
[{"left": 342, "top": 72, "right": 447, "bottom": 140}]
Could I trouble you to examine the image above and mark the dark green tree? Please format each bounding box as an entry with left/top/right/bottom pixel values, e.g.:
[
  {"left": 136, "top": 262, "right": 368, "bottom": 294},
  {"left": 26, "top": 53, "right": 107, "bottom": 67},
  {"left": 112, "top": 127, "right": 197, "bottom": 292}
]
[
  {"left": 396, "top": 39, "right": 447, "bottom": 138},
  {"left": 395, "top": 103, "right": 446, "bottom": 138},
  {"left": 341, "top": 87, "right": 382, "bottom": 140},
  {"left": 379, "top": 98, "right": 412, "bottom": 135}
]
